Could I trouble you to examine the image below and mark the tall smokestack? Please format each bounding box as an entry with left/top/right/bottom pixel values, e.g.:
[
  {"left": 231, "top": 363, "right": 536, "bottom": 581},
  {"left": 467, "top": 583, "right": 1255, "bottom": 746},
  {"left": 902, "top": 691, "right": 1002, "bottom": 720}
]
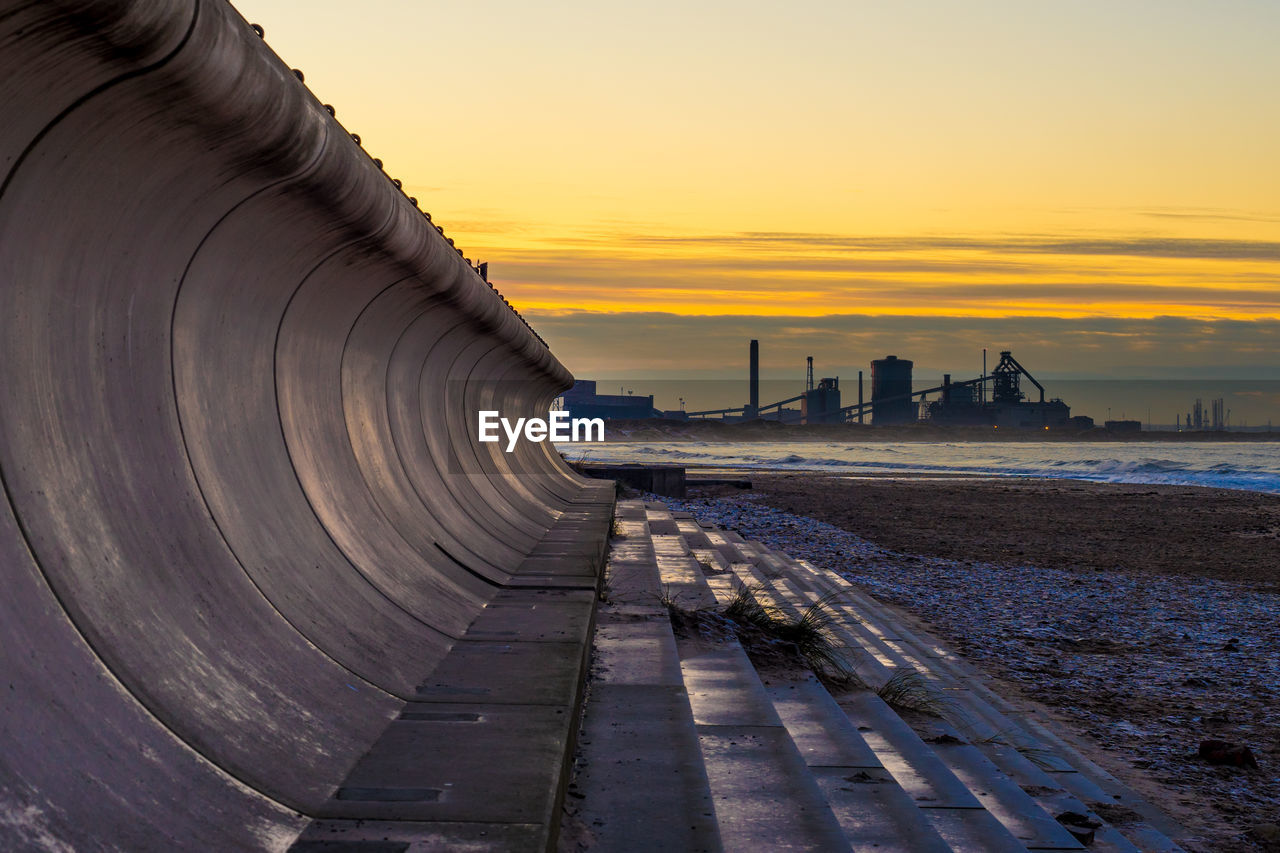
[
  {"left": 749, "top": 339, "right": 759, "bottom": 416},
  {"left": 858, "top": 370, "right": 864, "bottom": 424}
]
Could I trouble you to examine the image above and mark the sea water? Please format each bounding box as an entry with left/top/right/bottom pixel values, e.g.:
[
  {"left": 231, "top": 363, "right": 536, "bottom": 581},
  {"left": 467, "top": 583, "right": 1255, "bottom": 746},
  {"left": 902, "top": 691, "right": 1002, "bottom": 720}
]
[{"left": 560, "top": 440, "right": 1280, "bottom": 495}]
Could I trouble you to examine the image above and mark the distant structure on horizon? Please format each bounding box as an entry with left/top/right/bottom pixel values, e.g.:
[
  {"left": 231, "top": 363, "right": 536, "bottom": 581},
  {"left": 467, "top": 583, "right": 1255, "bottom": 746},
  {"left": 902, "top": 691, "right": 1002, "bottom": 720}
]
[
  {"left": 920, "top": 351, "right": 1083, "bottom": 430},
  {"left": 566, "top": 343, "right": 1097, "bottom": 430},
  {"left": 870, "top": 356, "right": 914, "bottom": 425},
  {"left": 1178, "top": 397, "right": 1227, "bottom": 431},
  {"left": 1104, "top": 420, "right": 1142, "bottom": 433},
  {"left": 682, "top": 340, "right": 843, "bottom": 424},
  {"left": 561, "top": 380, "right": 660, "bottom": 421}
]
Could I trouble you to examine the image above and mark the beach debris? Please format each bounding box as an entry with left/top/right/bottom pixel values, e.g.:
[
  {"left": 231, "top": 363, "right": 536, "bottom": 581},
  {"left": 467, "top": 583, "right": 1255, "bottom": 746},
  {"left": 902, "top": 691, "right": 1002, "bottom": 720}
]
[
  {"left": 1020, "top": 784, "right": 1064, "bottom": 797},
  {"left": 1054, "top": 811, "right": 1103, "bottom": 845},
  {"left": 1088, "top": 800, "right": 1144, "bottom": 825},
  {"left": 1248, "top": 823, "right": 1280, "bottom": 849},
  {"left": 1198, "top": 739, "right": 1259, "bottom": 769},
  {"left": 925, "top": 733, "right": 966, "bottom": 745},
  {"left": 842, "top": 771, "right": 889, "bottom": 785}
]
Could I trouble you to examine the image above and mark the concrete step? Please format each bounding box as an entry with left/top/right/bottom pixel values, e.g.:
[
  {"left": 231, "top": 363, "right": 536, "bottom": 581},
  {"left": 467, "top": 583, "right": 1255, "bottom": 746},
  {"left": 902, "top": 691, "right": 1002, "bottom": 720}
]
[
  {"left": 907, "top": 718, "right": 1088, "bottom": 850},
  {"left": 650, "top": 509, "right": 852, "bottom": 851},
  {"left": 569, "top": 625, "right": 721, "bottom": 851},
  {"left": 673, "top": 540, "right": 1016, "bottom": 852},
  {"left": 700, "top": 528, "right": 756, "bottom": 565},
  {"left": 731, "top": 535, "right": 1187, "bottom": 852},
  {"left": 691, "top": 547, "right": 1036, "bottom": 851},
  {"left": 571, "top": 503, "right": 1188, "bottom": 852},
  {"left": 681, "top": 642, "right": 852, "bottom": 851},
  {"left": 780, "top": 578, "right": 1158, "bottom": 847},
  {"left": 563, "top": 502, "right": 722, "bottom": 851},
  {"left": 675, "top": 517, "right": 714, "bottom": 548},
  {"left": 765, "top": 676, "right": 956, "bottom": 853}
]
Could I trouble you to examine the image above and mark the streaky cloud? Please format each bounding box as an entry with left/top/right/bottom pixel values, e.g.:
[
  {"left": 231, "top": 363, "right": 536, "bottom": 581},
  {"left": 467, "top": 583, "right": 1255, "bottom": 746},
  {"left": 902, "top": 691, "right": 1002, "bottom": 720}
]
[
  {"left": 526, "top": 310, "right": 1280, "bottom": 378},
  {"left": 535, "top": 229, "right": 1280, "bottom": 262}
]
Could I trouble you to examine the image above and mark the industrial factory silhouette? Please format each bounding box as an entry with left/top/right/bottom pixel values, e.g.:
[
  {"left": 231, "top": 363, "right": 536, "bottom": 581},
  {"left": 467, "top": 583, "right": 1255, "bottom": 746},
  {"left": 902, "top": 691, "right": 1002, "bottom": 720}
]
[{"left": 564, "top": 340, "right": 1096, "bottom": 431}]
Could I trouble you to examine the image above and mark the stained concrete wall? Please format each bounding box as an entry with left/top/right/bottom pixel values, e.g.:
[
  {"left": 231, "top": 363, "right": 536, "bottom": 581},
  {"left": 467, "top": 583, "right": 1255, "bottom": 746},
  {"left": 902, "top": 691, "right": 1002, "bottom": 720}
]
[{"left": 0, "top": 0, "right": 596, "bottom": 847}]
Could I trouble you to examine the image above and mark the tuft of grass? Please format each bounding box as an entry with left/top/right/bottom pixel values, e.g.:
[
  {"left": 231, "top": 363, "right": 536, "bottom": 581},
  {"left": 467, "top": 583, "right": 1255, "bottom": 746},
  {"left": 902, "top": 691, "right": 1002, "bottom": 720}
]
[
  {"left": 658, "top": 584, "right": 736, "bottom": 643},
  {"left": 876, "top": 668, "right": 955, "bottom": 717},
  {"left": 658, "top": 582, "right": 861, "bottom": 686},
  {"left": 781, "top": 593, "right": 860, "bottom": 682},
  {"left": 723, "top": 585, "right": 861, "bottom": 686},
  {"left": 657, "top": 584, "right": 707, "bottom": 617},
  {"left": 1014, "top": 745, "right": 1061, "bottom": 771},
  {"left": 722, "top": 583, "right": 774, "bottom": 626}
]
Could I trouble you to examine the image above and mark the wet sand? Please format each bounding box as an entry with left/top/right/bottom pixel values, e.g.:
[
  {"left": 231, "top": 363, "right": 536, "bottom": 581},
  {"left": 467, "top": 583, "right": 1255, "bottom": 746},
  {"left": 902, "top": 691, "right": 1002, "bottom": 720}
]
[{"left": 738, "top": 473, "right": 1280, "bottom": 586}]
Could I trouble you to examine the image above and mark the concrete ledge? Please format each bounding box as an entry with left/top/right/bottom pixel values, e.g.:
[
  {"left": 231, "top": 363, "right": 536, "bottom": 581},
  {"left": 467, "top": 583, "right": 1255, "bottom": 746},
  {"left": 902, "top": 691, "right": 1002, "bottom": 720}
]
[
  {"left": 415, "top": 640, "right": 588, "bottom": 706},
  {"left": 314, "top": 702, "right": 572, "bottom": 823},
  {"left": 579, "top": 462, "right": 686, "bottom": 497},
  {"left": 291, "top": 821, "right": 543, "bottom": 852}
]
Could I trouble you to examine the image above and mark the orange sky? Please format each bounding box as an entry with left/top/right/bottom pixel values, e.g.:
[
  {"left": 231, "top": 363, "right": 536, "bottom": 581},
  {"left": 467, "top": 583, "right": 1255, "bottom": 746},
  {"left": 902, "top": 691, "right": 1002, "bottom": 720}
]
[{"left": 231, "top": 0, "right": 1279, "bottom": 373}]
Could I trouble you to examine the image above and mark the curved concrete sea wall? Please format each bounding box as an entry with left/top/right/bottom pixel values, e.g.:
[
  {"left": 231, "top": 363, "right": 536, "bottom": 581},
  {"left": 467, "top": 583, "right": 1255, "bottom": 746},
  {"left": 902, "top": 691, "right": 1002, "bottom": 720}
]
[{"left": 0, "top": 1, "right": 608, "bottom": 848}]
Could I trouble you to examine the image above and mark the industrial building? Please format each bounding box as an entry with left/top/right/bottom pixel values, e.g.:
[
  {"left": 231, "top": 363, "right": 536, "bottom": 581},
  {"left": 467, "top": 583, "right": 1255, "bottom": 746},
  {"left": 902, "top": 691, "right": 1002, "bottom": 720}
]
[
  {"left": 1180, "top": 397, "right": 1227, "bottom": 431},
  {"left": 802, "top": 377, "right": 843, "bottom": 424},
  {"left": 568, "top": 341, "right": 1088, "bottom": 430},
  {"left": 870, "top": 356, "right": 914, "bottom": 425},
  {"left": 561, "top": 380, "right": 659, "bottom": 421},
  {"left": 684, "top": 340, "right": 842, "bottom": 424},
  {"left": 920, "top": 351, "right": 1077, "bottom": 429}
]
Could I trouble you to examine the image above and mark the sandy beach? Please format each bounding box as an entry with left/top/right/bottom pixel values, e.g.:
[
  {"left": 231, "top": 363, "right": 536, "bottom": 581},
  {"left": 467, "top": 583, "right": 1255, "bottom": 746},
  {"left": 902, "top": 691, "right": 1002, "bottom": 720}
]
[
  {"left": 744, "top": 474, "right": 1280, "bottom": 585},
  {"left": 662, "top": 474, "right": 1280, "bottom": 851}
]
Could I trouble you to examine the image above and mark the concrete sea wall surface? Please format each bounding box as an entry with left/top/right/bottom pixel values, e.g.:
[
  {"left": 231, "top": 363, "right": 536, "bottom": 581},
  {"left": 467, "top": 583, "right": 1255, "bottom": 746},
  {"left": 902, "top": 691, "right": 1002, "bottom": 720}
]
[{"left": 0, "top": 1, "right": 601, "bottom": 848}]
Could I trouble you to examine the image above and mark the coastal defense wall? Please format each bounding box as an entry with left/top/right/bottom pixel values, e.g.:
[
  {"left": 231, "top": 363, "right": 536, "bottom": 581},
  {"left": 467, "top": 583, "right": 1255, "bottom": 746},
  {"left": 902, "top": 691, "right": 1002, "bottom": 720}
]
[{"left": 0, "top": 1, "right": 604, "bottom": 848}]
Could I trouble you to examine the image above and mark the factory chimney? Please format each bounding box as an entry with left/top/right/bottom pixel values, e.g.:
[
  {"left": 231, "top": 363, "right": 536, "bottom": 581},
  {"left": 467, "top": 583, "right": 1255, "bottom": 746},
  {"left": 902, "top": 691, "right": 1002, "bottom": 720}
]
[{"left": 858, "top": 370, "right": 864, "bottom": 424}]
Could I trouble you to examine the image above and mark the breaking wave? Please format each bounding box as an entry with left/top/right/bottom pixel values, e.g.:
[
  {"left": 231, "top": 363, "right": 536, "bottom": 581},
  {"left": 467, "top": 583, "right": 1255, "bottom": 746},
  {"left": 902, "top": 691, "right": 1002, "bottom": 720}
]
[{"left": 562, "top": 440, "right": 1280, "bottom": 494}]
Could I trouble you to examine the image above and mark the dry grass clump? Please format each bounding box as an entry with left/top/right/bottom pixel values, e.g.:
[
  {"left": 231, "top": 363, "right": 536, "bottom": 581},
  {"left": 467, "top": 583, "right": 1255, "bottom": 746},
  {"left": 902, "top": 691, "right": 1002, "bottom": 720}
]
[
  {"left": 664, "top": 583, "right": 861, "bottom": 687},
  {"left": 875, "top": 668, "right": 955, "bottom": 717}
]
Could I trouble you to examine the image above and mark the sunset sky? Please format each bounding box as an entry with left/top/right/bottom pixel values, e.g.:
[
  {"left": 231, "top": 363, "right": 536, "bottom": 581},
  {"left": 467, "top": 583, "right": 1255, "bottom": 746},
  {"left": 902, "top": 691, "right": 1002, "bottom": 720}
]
[{"left": 233, "top": 0, "right": 1279, "bottom": 383}]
